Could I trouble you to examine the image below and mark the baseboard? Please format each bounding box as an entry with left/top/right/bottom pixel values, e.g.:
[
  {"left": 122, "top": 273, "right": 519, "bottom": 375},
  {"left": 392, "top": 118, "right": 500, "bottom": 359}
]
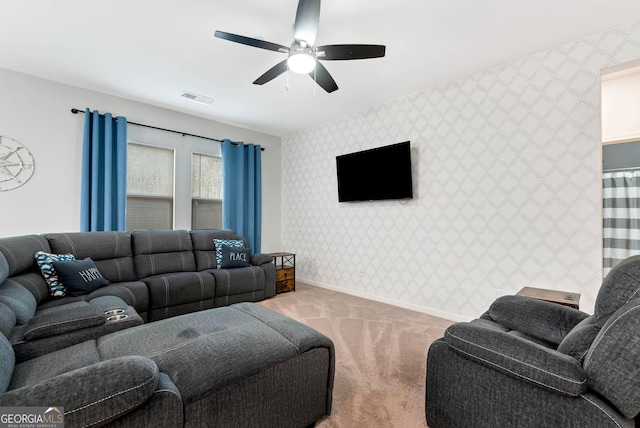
[{"left": 298, "top": 278, "right": 472, "bottom": 323}]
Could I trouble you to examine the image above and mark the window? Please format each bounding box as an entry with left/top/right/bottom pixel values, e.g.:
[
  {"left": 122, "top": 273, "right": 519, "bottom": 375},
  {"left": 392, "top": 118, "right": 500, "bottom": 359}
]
[
  {"left": 126, "top": 143, "right": 174, "bottom": 231},
  {"left": 192, "top": 153, "right": 223, "bottom": 229}
]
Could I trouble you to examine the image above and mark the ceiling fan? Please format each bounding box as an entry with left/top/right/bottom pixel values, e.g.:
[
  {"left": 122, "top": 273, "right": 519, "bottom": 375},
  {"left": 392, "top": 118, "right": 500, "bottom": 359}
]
[{"left": 214, "top": 0, "right": 386, "bottom": 93}]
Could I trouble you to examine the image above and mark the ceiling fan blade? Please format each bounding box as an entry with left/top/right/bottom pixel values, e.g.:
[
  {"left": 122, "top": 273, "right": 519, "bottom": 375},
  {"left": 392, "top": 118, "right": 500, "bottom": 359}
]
[
  {"left": 310, "top": 60, "right": 338, "bottom": 93},
  {"left": 215, "top": 30, "right": 289, "bottom": 53},
  {"left": 253, "top": 59, "right": 289, "bottom": 85},
  {"left": 316, "top": 44, "right": 386, "bottom": 60},
  {"left": 294, "top": 0, "right": 321, "bottom": 46}
]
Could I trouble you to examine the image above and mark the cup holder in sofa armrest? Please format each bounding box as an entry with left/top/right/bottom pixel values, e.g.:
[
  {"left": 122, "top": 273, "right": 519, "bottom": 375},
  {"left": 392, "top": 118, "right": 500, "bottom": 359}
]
[
  {"left": 106, "top": 314, "right": 129, "bottom": 322},
  {"left": 24, "top": 304, "right": 106, "bottom": 341}
]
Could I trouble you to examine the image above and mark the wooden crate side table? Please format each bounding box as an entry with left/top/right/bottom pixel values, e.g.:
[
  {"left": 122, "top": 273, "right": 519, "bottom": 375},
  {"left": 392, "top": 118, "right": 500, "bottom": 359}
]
[
  {"left": 516, "top": 286, "right": 580, "bottom": 309},
  {"left": 270, "top": 252, "right": 295, "bottom": 294}
]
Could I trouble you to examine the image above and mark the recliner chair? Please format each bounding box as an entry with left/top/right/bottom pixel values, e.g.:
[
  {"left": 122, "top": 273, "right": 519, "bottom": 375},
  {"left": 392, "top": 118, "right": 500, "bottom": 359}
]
[{"left": 426, "top": 255, "right": 640, "bottom": 427}]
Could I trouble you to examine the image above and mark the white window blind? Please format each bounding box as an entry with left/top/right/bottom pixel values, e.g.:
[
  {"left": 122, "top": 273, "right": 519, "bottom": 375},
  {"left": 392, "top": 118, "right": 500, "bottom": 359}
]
[
  {"left": 127, "top": 143, "right": 174, "bottom": 231},
  {"left": 192, "top": 153, "right": 223, "bottom": 229}
]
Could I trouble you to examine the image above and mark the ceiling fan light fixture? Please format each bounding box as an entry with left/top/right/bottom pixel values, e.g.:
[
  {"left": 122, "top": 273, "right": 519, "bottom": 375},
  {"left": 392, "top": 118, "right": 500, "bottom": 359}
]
[{"left": 288, "top": 50, "right": 316, "bottom": 74}]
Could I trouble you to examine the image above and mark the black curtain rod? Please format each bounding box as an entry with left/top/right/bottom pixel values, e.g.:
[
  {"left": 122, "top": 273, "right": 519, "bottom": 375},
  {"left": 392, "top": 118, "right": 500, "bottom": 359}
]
[{"left": 70, "top": 108, "right": 264, "bottom": 151}]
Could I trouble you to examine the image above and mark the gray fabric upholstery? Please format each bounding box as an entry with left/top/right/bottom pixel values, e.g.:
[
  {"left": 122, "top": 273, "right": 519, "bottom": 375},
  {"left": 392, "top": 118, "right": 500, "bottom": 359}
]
[
  {"left": 209, "top": 266, "right": 265, "bottom": 298},
  {"left": 426, "top": 255, "right": 640, "bottom": 427},
  {"left": 426, "top": 339, "right": 634, "bottom": 428},
  {"left": 0, "top": 230, "right": 275, "bottom": 325},
  {"left": 0, "top": 252, "right": 8, "bottom": 284},
  {"left": 190, "top": 229, "right": 242, "bottom": 271},
  {"left": 1, "top": 293, "right": 332, "bottom": 428},
  {"left": 0, "top": 235, "right": 50, "bottom": 277},
  {"left": 2, "top": 356, "right": 160, "bottom": 428},
  {"left": 97, "top": 303, "right": 335, "bottom": 407},
  {"left": 6, "top": 272, "right": 49, "bottom": 306},
  {"left": 557, "top": 315, "right": 599, "bottom": 361},
  {"left": 103, "top": 373, "right": 183, "bottom": 428},
  {"left": 0, "top": 335, "right": 14, "bottom": 394},
  {"left": 9, "top": 340, "right": 101, "bottom": 390},
  {"left": 0, "top": 302, "right": 16, "bottom": 337},
  {"left": 45, "top": 232, "right": 138, "bottom": 283},
  {"left": 142, "top": 271, "right": 215, "bottom": 322},
  {"left": 444, "top": 322, "right": 587, "bottom": 396},
  {"left": 132, "top": 230, "right": 196, "bottom": 278},
  {"left": 12, "top": 305, "right": 143, "bottom": 364},
  {"left": 584, "top": 299, "right": 640, "bottom": 418},
  {"left": 594, "top": 254, "right": 640, "bottom": 325},
  {"left": 23, "top": 302, "right": 105, "bottom": 341},
  {"left": 0, "top": 279, "right": 37, "bottom": 325},
  {"left": 188, "top": 347, "right": 332, "bottom": 428},
  {"left": 251, "top": 252, "right": 274, "bottom": 266},
  {"left": 489, "top": 295, "right": 589, "bottom": 346}
]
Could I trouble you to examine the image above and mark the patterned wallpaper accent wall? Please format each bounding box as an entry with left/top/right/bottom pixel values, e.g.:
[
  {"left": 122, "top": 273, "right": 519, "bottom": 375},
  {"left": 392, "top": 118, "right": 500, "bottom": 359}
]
[{"left": 281, "top": 21, "right": 640, "bottom": 319}]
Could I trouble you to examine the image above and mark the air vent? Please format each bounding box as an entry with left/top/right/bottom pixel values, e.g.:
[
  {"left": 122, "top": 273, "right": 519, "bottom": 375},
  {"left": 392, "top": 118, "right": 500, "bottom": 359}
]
[{"left": 181, "top": 91, "right": 214, "bottom": 105}]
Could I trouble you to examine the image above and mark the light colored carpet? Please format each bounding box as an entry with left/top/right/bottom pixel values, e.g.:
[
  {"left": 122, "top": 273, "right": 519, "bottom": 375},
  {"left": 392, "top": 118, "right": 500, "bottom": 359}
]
[{"left": 258, "top": 282, "right": 454, "bottom": 428}]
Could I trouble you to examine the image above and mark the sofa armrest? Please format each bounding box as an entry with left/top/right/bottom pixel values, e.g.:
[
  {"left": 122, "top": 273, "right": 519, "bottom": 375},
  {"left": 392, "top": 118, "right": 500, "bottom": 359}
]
[
  {"left": 24, "top": 303, "right": 105, "bottom": 341},
  {"left": 444, "top": 322, "right": 587, "bottom": 396},
  {"left": 0, "top": 356, "right": 159, "bottom": 427},
  {"left": 488, "top": 295, "right": 589, "bottom": 345},
  {"left": 251, "top": 253, "right": 274, "bottom": 266}
]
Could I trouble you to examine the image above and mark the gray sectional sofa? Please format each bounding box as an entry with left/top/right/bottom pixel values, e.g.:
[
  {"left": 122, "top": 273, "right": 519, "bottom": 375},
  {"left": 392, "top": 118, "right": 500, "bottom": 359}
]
[
  {"left": 0, "top": 229, "right": 276, "bottom": 324},
  {"left": 0, "top": 229, "right": 334, "bottom": 427}
]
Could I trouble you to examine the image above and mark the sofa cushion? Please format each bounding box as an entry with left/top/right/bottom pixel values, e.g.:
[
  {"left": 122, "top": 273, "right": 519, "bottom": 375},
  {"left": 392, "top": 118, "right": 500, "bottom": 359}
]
[
  {"left": 220, "top": 246, "right": 251, "bottom": 269},
  {"left": 143, "top": 272, "right": 216, "bottom": 312},
  {"left": 0, "top": 252, "right": 8, "bottom": 284},
  {"left": 594, "top": 254, "right": 640, "bottom": 326},
  {"left": 0, "top": 279, "right": 37, "bottom": 325},
  {"left": 52, "top": 258, "right": 110, "bottom": 297},
  {"left": 209, "top": 266, "right": 265, "bottom": 299},
  {"left": 44, "top": 232, "right": 137, "bottom": 283},
  {"left": 5, "top": 273, "right": 49, "bottom": 307},
  {"left": 0, "top": 302, "right": 16, "bottom": 337},
  {"left": 190, "top": 229, "right": 246, "bottom": 271},
  {"left": 132, "top": 230, "right": 196, "bottom": 278},
  {"left": 557, "top": 315, "right": 600, "bottom": 362},
  {"left": 214, "top": 239, "right": 244, "bottom": 269},
  {"left": 584, "top": 299, "right": 640, "bottom": 418},
  {"left": 34, "top": 251, "right": 75, "bottom": 297},
  {"left": 9, "top": 340, "right": 101, "bottom": 390},
  {"left": 0, "top": 235, "right": 50, "bottom": 277},
  {"left": 0, "top": 334, "right": 14, "bottom": 393}
]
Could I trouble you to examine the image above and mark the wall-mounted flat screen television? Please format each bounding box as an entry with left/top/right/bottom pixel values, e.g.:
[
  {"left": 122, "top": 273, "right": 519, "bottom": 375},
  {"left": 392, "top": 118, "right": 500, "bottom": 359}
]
[{"left": 336, "top": 141, "right": 413, "bottom": 202}]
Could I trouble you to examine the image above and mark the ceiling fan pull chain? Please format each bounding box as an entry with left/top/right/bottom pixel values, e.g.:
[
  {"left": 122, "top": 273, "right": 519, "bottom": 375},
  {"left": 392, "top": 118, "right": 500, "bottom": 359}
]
[
  {"left": 313, "top": 64, "right": 317, "bottom": 97},
  {"left": 286, "top": 68, "right": 290, "bottom": 91}
]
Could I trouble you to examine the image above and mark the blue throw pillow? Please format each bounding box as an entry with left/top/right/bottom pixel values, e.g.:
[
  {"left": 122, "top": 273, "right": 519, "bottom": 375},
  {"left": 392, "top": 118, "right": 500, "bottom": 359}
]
[
  {"left": 34, "top": 251, "right": 76, "bottom": 297},
  {"left": 220, "top": 246, "right": 251, "bottom": 269},
  {"left": 51, "top": 258, "right": 110, "bottom": 297},
  {"left": 213, "top": 238, "right": 244, "bottom": 269}
]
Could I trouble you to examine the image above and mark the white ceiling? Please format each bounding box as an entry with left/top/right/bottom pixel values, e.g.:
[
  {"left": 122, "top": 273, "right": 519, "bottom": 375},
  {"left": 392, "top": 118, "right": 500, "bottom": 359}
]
[{"left": 2, "top": 1, "right": 640, "bottom": 137}]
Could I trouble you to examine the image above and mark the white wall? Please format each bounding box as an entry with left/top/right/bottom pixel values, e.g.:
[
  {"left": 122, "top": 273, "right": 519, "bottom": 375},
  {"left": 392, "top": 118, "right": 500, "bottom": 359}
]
[
  {"left": 0, "top": 68, "right": 282, "bottom": 252},
  {"left": 281, "top": 21, "right": 640, "bottom": 320},
  {"left": 601, "top": 60, "right": 640, "bottom": 142}
]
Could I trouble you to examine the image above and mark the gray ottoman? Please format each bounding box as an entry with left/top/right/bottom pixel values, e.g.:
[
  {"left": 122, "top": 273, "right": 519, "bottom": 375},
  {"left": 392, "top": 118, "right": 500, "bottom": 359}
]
[{"left": 97, "top": 302, "right": 335, "bottom": 427}]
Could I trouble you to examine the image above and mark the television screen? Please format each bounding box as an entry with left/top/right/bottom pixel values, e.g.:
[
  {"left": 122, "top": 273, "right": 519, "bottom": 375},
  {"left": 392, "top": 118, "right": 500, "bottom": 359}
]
[{"left": 336, "top": 141, "right": 413, "bottom": 202}]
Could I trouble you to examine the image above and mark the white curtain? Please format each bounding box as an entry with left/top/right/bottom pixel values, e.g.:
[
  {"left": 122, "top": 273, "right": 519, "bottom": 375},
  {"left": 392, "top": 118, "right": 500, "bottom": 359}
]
[{"left": 603, "top": 168, "right": 640, "bottom": 277}]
